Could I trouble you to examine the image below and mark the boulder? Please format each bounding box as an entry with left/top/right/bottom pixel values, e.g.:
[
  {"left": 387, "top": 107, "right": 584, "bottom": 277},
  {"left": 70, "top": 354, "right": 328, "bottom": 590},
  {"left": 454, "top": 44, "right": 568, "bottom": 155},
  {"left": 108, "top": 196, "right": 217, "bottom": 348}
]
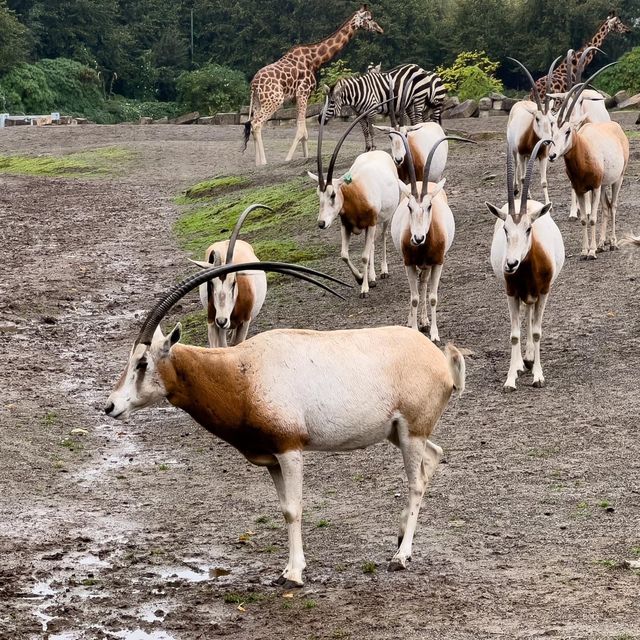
[
  {"left": 635, "top": 112, "right": 640, "bottom": 125},
  {"left": 172, "top": 111, "right": 200, "bottom": 125},
  {"left": 153, "top": 117, "right": 169, "bottom": 124},
  {"left": 138, "top": 117, "right": 153, "bottom": 125},
  {"left": 444, "top": 99, "right": 479, "bottom": 119},
  {"left": 500, "top": 97, "right": 518, "bottom": 111},
  {"left": 443, "top": 96, "right": 460, "bottom": 110},
  {"left": 605, "top": 95, "right": 618, "bottom": 109},
  {"left": 478, "top": 97, "right": 492, "bottom": 110},
  {"left": 197, "top": 116, "right": 216, "bottom": 125},
  {"left": 212, "top": 112, "right": 240, "bottom": 125},
  {"left": 616, "top": 93, "right": 640, "bottom": 110},
  {"left": 614, "top": 90, "right": 630, "bottom": 106},
  {"left": 489, "top": 92, "right": 507, "bottom": 101}
]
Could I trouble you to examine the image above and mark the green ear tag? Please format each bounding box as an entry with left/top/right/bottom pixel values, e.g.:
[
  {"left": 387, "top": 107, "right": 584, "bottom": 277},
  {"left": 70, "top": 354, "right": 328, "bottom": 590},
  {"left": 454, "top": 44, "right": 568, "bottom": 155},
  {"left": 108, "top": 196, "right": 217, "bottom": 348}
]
[{"left": 343, "top": 172, "right": 353, "bottom": 184}]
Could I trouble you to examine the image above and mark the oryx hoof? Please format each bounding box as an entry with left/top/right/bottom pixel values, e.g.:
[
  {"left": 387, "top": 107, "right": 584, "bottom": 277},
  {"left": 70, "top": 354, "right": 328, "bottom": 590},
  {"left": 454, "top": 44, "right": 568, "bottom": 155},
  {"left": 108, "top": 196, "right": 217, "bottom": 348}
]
[
  {"left": 586, "top": 253, "right": 597, "bottom": 261},
  {"left": 523, "top": 359, "right": 534, "bottom": 371},
  {"left": 532, "top": 379, "right": 545, "bottom": 388},
  {"left": 596, "top": 245, "right": 605, "bottom": 254},
  {"left": 610, "top": 243, "right": 619, "bottom": 251},
  {"left": 387, "top": 559, "right": 407, "bottom": 572},
  {"left": 273, "top": 575, "right": 303, "bottom": 588},
  {"left": 503, "top": 384, "right": 517, "bottom": 393},
  {"left": 418, "top": 324, "right": 430, "bottom": 334},
  {"left": 359, "top": 291, "right": 369, "bottom": 299},
  {"left": 369, "top": 280, "right": 377, "bottom": 288},
  {"left": 380, "top": 272, "right": 389, "bottom": 279}
]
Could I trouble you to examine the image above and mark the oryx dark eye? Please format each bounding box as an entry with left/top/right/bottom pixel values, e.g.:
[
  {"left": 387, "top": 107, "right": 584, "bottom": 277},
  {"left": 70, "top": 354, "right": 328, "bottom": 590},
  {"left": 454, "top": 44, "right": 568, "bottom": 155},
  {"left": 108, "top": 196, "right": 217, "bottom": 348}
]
[
  {"left": 136, "top": 360, "right": 148, "bottom": 372},
  {"left": 565, "top": 130, "right": 570, "bottom": 138},
  {"left": 330, "top": 193, "right": 336, "bottom": 202},
  {"left": 526, "top": 227, "right": 532, "bottom": 235}
]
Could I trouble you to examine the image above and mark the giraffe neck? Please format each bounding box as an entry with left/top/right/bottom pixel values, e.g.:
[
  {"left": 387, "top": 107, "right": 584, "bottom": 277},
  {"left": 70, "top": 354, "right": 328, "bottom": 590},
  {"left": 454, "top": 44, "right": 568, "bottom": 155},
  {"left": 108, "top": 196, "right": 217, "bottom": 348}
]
[
  {"left": 288, "top": 17, "right": 358, "bottom": 71},
  {"left": 574, "top": 21, "right": 610, "bottom": 74}
]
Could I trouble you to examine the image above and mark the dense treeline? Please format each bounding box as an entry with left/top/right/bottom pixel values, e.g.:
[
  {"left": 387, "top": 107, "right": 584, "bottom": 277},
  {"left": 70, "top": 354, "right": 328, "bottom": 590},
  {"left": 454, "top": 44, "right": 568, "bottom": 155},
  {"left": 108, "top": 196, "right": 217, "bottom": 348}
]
[{"left": 0, "top": 0, "right": 639, "bottom": 117}]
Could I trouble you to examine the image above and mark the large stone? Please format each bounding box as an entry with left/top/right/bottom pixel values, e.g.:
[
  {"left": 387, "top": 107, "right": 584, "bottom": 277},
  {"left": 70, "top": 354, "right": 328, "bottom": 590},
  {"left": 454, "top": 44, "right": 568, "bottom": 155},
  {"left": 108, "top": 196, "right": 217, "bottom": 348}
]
[
  {"left": 616, "top": 93, "right": 640, "bottom": 110},
  {"left": 489, "top": 92, "right": 507, "bottom": 101},
  {"left": 500, "top": 97, "right": 518, "bottom": 111},
  {"left": 153, "top": 117, "right": 169, "bottom": 124},
  {"left": 444, "top": 99, "right": 479, "bottom": 119},
  {"left": 212, "top": 112, "right": 240, "bottom": 125},
  {"left": 172, "top": 111, "right": 200, "bottom": 125},
  {"left": 197, "top": 116, "right": 216, "bottom": 125},
  {"left": 478, "top": 97, "right": 492, "bottom": 110},
  {"left": 614, "top": 90, "right": 630, "bottom": 105},
  {"left": 138, "top": 117, "right": 153, "bottom": 125},
  {"left": 443, "top": 96, "right": 460, "bottom": 110}
]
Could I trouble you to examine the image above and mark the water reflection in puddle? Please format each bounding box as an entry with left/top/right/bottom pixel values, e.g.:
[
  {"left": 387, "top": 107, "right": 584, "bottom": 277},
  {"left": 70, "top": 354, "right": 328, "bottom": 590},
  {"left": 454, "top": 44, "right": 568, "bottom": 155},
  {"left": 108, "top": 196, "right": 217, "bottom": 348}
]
[
  {"left": 114, "top": 631, "right": 176, "bottom": 640},
  {"left": 157, "top": 564, "right": 231, "bottom": 583}
]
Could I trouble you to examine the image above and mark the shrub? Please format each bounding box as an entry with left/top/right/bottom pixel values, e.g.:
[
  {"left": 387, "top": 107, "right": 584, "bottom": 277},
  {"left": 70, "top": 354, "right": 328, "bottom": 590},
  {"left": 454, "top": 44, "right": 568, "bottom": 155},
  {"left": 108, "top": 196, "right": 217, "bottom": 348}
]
[
  {"left": 0, "top": 64, "right": 54, "bottom": 113},
  {"left": 596, "top": 47, "right": 640, "bottom": 96},
  {"left": 437, "top": 50, "right": 503, "bottom": 101},
  {"left": 176, "top": 64, "right": 249, "bottom": 115}
]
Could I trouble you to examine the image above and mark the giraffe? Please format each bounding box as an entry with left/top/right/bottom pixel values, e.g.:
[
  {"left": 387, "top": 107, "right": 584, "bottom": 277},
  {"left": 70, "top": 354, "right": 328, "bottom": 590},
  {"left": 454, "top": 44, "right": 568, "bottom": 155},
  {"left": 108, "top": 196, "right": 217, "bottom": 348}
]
[
  {"left": 531, "top": 11, "right": 631, "bottom": 103},
  {"left": 243, "top": 5, "right": 383, "bottom": 166}
]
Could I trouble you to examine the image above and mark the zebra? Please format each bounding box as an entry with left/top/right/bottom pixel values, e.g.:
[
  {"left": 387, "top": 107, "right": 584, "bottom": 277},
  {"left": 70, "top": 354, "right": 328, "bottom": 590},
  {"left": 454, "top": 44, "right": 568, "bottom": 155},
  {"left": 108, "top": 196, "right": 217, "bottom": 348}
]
[{"left": 319, "top": 63, "right": 447, "bottom": 151}]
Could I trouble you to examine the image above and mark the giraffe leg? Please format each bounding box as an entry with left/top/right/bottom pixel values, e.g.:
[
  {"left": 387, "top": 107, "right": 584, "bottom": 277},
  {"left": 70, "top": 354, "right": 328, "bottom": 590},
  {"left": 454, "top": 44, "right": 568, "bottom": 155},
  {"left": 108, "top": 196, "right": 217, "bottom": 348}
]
[
  {"left": 250, "top": 89, "right": 284, "bottom": 167},
  {"left": 285, "top": 94, "right": 310, "bottom": 161}
]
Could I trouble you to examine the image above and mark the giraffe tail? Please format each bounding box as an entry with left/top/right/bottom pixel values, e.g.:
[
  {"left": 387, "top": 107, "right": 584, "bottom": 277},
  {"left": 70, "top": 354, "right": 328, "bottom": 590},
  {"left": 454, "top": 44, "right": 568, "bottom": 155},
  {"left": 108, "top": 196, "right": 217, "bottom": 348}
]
[{"left": 242, "top": 93, "right": 254, "bottom": 153}]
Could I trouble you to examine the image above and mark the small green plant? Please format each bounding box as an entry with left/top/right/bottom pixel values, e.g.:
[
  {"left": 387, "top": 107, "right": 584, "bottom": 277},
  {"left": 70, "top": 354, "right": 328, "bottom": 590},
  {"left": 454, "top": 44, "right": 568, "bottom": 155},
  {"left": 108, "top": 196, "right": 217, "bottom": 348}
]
[
  {"left": 316, "top": 519, "right": 330, "bottom": 528},
  {"left": 335, "top": 563, "right": 346, "bottom": 572},
  {"left": 353, "top": 473, "right": 365, "bottom": 482},
  {"left": 576, "top": 501, "right": 589, "bottom": 510},
  {"left": 42, "top": 411, "right": 59, "bottom": 426},
  {"left": 436, "top": 51, "right": 503, "bottom": 101},
  {"left": 255, "top": 515, "right": 270, "bottom": 525},
  {"left": 594, "top": 559, "right": 618, "bottom": 569},
  {"left": 631, "top": 547, "right": 640, "bottom": 557},
  {"left": 81, "top": 578, "right": 98, "bottom": 586},
  {"left": 59, "top": 438, "right": 83, "bottom": 452},
  {"left": 598, "top": 500, "right": 611, "bottom": 509},
  {"left": 158, "top": 463, "right": 169, "bottom": 471},
  {"left": 332, "top": 629, "right": 351, "bottom": 639},
  {"left": 303, "top": 599, "right": 317, "bottom": 609},
  {"left": 362, "top": 561, "right": 376, "bottom": 574}
]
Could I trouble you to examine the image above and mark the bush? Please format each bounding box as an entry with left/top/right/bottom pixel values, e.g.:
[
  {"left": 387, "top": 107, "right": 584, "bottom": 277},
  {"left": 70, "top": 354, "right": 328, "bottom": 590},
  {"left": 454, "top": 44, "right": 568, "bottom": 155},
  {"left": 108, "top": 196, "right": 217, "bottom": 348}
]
[
  {"left": 437, "top": 51, "right": 503, "bottom": 101},
  {"left": 0, "top": 64, "right": 54, "bottom": 113},
  {"left": 310, "top": 59, "right": 356, "bottom": 104},
  {"left": 596, "top": 47, "right": 640, "bottom": 96},
  {"left": 176, "top": 64, "right": 248, "bottom": 115}
]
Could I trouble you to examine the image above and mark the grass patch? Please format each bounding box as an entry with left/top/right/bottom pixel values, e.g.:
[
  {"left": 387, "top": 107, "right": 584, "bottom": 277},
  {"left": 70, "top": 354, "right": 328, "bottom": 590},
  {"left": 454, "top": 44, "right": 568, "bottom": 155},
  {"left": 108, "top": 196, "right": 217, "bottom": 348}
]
[
  {"left": 626, "top": 130, "right": 640, "bottom": 139},
  {"left": 316, "top": 519, "right": 330, "bottom": 528},
  {"left": 179, "top": 310, "right": 207, "bottom": 347},
  {"left": 42, "top": 411, "right": 59, "bottom": 427},
  {"left": 59, "top": 437, "right": 83, "bottom": 452},
  {"left": 173, "top": 177, "right": 325, "bottom": 264},
  {"left": 0, "top": 146, "right": 133, "bottom": 177},
  {"left": 177, "top": 176, "right": 248, "bottom": 203},
  {"left": 361, "top": 561, "right": 377, "bottom": 574},
  {"left": 157, "top": 463, "right": 169, "bottom": 471},
  {"left": 223, "top": 592, "right": 265, "bottom": 605}
]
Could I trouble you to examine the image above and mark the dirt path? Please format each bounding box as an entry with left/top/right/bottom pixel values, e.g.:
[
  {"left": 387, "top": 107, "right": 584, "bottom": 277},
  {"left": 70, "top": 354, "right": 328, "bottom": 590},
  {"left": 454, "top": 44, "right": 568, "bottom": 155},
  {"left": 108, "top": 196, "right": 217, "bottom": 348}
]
[{"left": 1, "top": 116, "right": 639, "bottom": 640}]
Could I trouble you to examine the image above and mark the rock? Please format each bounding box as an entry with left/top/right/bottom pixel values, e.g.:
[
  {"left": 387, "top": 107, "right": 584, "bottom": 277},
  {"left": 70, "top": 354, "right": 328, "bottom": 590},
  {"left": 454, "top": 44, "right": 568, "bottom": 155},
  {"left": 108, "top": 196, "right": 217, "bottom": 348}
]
[
  {"left": 0, "top": 321, "right": 18, "bottom": 333},
  {"left": 500, "top": 97, "right": 518, "bottom": 111},
  {"left": 636, "top": 112, "right": 640, "bottom": 125},
  {"left": 614, "top": 90, "right": 630, "bottom": 105},
  {"left": 478, "top": 97, "right": 492, "bottom": 110},
  {"left": 138, "top": 117, "right": 153, "bottom": 125},
  {"left": 305, "top": 103, "right": 324, "bottom": 117},
  {"left": 197, "top": 116, "right": 216, "bottom": 125},
  {"left": 58, "top": 115, "right": 73, "bottom": 125},
  {"left": 444, "top": 99, "right": 479, "bottom": 119},
  {"left": 489, "top": 92, "right": 507, "bottom": 101},
  {"left": 172, "top": 111, "right": 200, "bottom": 125},
  {"left": 443, "top": 96, "right": 460, "bottom": 110},
  {"left": 153, "top": 117, "right": 169, "bottom": 124},
  {"left": 616, "top": 93, "right": 640, "bottom": 110},
  {"left": 74, "top": 118, "right": 89, "bottom": 125},
  {"left": 212, "top": 112, "right": 240, "bottom": 125},
  {"left": 492, "top": 99, "right": 504, "bottom": 111},
  {"left": 605, "top": 95, "right": 618, "bottom": 109}
]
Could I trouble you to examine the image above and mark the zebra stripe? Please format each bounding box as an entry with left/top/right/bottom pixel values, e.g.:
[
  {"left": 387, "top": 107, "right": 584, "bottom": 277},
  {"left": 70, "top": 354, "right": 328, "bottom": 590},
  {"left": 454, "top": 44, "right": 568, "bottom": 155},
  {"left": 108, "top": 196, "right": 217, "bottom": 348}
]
[{"left": 325, "top": 63, "right": 447, "bottom": 127}]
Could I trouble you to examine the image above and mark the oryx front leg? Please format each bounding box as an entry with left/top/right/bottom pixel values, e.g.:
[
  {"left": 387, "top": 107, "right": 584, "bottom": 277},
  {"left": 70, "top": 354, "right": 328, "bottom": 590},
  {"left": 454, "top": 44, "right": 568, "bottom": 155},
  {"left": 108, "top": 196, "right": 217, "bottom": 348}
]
[
  {"left": 268, "top": 450, "right": 305, "bottom": 587},
  {"left": 340, "top": 224, "right": 364, "bottom": 286},
  {"left": 523, "top": 303, "right": 534, "bottom": 370},
  {"left": 390, "top": 432, "right": 440, "bottom": 571},
  {"left": 569, "top": 189, "right": 579, "bottom": 220},
  {"left": 538, "top": 155, "right": 550, "bottom": 205},
  {"left": 359, "top": 225, "right": 376, "bottom": 298},
  {"left": 609, "top": 180, "right": 623, "bottom": 250},
  {"left": 379, "top": 221, "right": 389, "bottom": 279},
  {"left": 418, "top": 268, "right": 430, "bottom": 331},
  {"left": 587, "top": 186, "right": 601, "bottom": 259},
  {"left": 234, "top": 322, "right": 250, "bottom": 345},
  {"left": 405, "top": 265, "right": 420, "bottom": 330},
  {"left": 577, "top": 192, "right": 591, "bottom": 258},
  {"left": 531, "top": 293, "right": 549, "bottom": 388},
  {"left": 208, "top": 323, "right": 228, "bottom": 348},
  {"left": 505, "top": 295, "right": 524, "bottom": 391},
  {"left": 427, "top": 264, "right": 443, "bottom": 343}
]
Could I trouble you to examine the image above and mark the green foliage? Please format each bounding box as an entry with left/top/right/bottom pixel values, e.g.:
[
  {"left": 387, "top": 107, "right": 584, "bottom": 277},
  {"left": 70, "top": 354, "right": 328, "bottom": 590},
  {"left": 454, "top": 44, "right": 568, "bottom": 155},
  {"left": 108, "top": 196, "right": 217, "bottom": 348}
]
[
  {"left": 310, "top": 59, "right": 355, "bottom": 103},
  {"left": 0, "top": 1, "right": 29, "bottom": 75},
  {"left": 437, "top": 50, "right": 503, "bottom": 100},
  {"left": 0, "top": 63, "right": 54, "bottom": 113},
  {"left": 597, "top": 47, "right": 640, "bottom": 96},
  {"left": 178, "top": 176, "right": 248, "bottom": 203},
  {"left": 176, "top": 64, "right": 249, "bottom": 115}
]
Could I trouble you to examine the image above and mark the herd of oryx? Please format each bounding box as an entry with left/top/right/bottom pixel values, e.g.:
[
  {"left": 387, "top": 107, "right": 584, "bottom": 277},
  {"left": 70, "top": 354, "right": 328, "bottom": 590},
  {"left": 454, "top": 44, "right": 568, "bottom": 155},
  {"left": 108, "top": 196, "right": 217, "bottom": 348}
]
[{"left": 105, "top": 9, "right": 639, "bottom": 588}]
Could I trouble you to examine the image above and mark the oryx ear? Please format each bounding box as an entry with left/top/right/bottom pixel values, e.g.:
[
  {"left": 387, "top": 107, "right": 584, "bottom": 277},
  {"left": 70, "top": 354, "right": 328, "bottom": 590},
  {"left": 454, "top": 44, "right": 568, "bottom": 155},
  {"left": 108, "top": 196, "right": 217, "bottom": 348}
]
[
  {"left": 188, "top": 258, "right": 214, "bottom": 269},
  {"left": 161, "top": 323, "right": 182, "bottom": 355},
  {"left": 529, "top": 202, "right": 552, "bottom": 222},
  {"left": 398, "top": 179, "right": 411, "bottom": 197},
  {"left": 485, "top": 201, "right": 507, "bottom": 221},
  {"left": 373, "top": 125, "right": 392, "bottom": 132},
  {"left": 431, "top": 177, "right": 446, "bottom": 196},
  {"left": 307, "top": 171, "right": 319, "bottom": 183}
]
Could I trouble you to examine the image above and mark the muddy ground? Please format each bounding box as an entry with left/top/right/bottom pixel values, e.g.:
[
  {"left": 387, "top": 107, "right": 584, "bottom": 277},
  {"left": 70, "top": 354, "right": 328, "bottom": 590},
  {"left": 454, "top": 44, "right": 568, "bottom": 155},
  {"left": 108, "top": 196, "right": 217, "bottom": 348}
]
[{"left": 1, "top": 113, "right": 639, "bottom": 640}]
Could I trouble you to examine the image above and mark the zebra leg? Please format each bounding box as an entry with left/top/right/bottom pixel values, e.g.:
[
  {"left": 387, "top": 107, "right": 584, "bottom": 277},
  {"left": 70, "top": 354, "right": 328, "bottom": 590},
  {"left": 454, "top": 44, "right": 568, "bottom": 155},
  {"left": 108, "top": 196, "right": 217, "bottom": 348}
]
[{"left": 360, "top": 115, "right": 374, "bottom": 151}]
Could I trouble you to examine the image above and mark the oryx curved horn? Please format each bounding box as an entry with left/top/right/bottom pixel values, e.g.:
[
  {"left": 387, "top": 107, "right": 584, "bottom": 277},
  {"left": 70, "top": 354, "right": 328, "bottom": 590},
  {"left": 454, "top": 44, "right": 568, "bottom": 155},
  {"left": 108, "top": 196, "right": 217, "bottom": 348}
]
[
  {"left": 565, "top": 49, "right": 575, "bottom": 91},
  {"left": 506, "top": 141, "right": 516, "bottom": 217},
  {"left": 389, "top": 130, "right": 418, "bottom": 198},
  {"left": 225, "top": 204, "right": 273, "bottom": 265},
  {"left": 421, "top": 136, "right": 476, "bottom": 201},
  {"left": 508, "top": 57, "right": 543, "bottom": 111},
  {"left": 136, "top": 262, "right": 353, "bottom": 345},
  {"left": 388, "top": 77, "right": 398, "bottom": 129},
  {"left": 326, "top": 96, "right": 394, "bottom": 185},
  {"left": 576, "top": 46, "right": 606, "bottom": 83},
  {"left": 317, "top": 95, "right": 330, "bottom": 191},
  {"left": 544, "top": 55, "right": 563, "bottom": 112},
  {"left": 558, "top": 61, "right": 618, "bottom": 125},
  {"left": 519, "top": 138, "right": 552, "bottom": 214}
]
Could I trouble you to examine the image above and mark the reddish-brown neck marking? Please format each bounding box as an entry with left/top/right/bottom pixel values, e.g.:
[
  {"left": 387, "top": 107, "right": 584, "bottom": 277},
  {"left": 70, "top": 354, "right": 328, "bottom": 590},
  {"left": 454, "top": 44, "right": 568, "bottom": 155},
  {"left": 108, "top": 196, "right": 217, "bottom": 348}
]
[
  {"left": 340, "top": 182, "right": 377, "bottom": 231},
  {"left": 563, "top": 132, "right": 602, "bottom": 194},
  {"left": 401, "top": 210, "right": 446, "bottom": 268},
  {"left": 504, "top": 230, "right": 553, "bottom": 303}
]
